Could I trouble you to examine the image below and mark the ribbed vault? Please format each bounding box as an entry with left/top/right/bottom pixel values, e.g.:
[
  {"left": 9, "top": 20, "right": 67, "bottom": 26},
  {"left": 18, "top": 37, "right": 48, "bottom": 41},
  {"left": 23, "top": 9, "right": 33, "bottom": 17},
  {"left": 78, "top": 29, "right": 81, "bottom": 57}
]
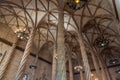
[{"left": 0, "top": 0, "right": 120, "bottom": 80}]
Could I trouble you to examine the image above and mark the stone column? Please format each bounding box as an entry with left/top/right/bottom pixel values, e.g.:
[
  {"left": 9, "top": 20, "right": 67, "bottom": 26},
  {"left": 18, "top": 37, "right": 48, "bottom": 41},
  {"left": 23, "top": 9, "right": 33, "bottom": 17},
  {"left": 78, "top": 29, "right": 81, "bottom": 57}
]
[
  {"left": 100, "top": 56, "right": 111, "bottom": 80},
  {"left": 68, "top": 53, "right": 73, "bottom": 80},
  {"left": 80, "top": 71, "right": 84, "bottom": 80},
  {"left": 77, "top": 52, "right": 84, "bottom": 80},
  {"left": 90, "top": 49, "right": 102, "bottom": 80},
  {"left": 77, "top": 33, "right": 92, "bottom": 80},
  {"left": 66, "top": 44, "right": 74, "bottom": 80},
  {"left": 16, "top": 28, "right": 36, "bottom": 80},
  {"left": 56, "top": 0, "right": 67, "bottom": 80},
  {"left": 0, "top": 38, "right": 18, "bottom": 79},
  {"left": 98, "top": 57, "right": 107, "bottom": 80},
  {"left": 31, "top": 52, "right": 39, "bottom": 80},
  {"left": 52, "top": 45, "right": 57, "bottom": 80}
]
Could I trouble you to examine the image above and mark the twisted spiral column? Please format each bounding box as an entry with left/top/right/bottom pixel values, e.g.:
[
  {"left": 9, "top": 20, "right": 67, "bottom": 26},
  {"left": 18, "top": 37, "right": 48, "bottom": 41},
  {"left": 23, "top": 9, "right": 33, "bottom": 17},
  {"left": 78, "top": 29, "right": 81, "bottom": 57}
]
[
  {"left": 77, "top": 33, "right": 92, "bottom": 80},
  {"left": 0, "top": 38, "right": 18, "bottom": 79},
  {"left": 0, "top": 51, "right": 6, "bottom": 65},
  {"left": 16, "top": 28, "right": 35, "bottom": 80}
]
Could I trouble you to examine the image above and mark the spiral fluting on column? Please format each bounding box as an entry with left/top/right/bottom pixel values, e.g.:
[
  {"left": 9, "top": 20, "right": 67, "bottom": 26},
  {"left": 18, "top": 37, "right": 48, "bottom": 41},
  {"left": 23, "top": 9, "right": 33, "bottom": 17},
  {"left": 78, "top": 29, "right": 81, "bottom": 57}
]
[
  {"left": 0, "top": 38, "right": 18, "bottom": 79},
  {"left": 16, "top": 28, "right": 35, "bottom": 80}
]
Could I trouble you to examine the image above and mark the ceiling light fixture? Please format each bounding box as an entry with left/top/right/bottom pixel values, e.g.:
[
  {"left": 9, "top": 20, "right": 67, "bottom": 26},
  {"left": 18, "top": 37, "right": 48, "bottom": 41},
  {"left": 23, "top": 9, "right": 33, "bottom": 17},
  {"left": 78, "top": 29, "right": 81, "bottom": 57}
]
[
  {"left": 75, "top": 0, "right": 80, "bottom": 4},
  {"left": 74, "top": 65, "right": 83, "bottom": 71},
  {"left": 115, "top": 69, "right": 120, "bottom": 74},
  {"left": 109, "top": 58, "right": 119, "bottom": 65},
  {"left": 95, "top": 37, "right": 109, "bottom": 48},
  {"left": 14, "top": 28, "right": 29, "bottom": 40},
  {"left": 66, "top": 0, "right": 88, "bottom": 10}
]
